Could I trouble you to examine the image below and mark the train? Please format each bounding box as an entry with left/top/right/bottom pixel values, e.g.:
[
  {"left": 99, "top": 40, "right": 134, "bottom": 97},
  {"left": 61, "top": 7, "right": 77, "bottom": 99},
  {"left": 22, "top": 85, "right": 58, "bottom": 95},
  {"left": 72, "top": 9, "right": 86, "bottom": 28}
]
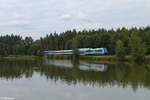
[
  {"left": 44, "top": 48, "right": 108, "bottom": 55},
  {"left": 79, "top": 48, "right": 108, "bottom": 55}
]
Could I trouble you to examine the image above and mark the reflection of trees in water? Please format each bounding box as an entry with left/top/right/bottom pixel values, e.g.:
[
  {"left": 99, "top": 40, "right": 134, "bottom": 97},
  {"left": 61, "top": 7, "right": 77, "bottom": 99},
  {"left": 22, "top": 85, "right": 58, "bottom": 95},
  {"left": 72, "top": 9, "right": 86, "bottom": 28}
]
[
  {"left": 0, "top": 60, "right": 40, "bottom": 80},
  {"left": 0, "top": 60, "right": 150, "bottom": 90},
  {"left": 41, "top": 63, "right": 150, "bottom": 91}
]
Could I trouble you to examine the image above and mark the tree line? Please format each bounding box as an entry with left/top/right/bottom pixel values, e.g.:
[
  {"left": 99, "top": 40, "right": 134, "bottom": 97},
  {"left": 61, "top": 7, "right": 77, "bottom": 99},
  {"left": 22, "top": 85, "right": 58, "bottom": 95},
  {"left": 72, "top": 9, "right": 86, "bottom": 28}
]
[
  {"left": 0, "top": 35, "right": 41, "bottom": 56},
  {"left": 0, "top": 26, "right": 150, "bottom": 61}
]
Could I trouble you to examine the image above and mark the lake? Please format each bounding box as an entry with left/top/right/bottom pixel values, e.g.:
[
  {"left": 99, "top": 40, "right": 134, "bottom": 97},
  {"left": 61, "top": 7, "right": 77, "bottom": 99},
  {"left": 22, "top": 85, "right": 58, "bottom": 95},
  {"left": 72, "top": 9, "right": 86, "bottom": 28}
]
[{"left": 0, "top": 59, "right": 150, "bottom": 100}]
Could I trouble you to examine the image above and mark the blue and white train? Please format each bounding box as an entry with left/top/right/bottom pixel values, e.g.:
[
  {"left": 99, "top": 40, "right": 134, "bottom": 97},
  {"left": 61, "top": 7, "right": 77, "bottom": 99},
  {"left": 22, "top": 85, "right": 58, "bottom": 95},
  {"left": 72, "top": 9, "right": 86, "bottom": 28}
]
[
  {"left": 44, "top": 48, "right": 108, "bottom": 55},
  {"left": 79, "top": 48, "right": 108, "bottom": 55}
]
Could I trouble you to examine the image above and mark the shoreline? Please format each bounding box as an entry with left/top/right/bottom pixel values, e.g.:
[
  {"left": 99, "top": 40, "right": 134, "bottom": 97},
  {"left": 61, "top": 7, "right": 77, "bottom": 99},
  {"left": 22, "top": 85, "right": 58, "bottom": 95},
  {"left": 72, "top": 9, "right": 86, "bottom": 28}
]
[
  {"left": 0, "top": 55, "right": 42, "bottom": 61},
  {"left": 0, "top": 55, "right": 150, "bottom": 64}
]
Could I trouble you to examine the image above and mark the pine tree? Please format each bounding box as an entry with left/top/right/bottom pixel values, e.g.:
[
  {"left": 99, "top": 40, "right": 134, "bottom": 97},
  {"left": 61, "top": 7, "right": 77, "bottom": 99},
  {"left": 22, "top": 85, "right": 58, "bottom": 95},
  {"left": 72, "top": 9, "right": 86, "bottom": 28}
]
[
  {"left": 129, "top": 33, "right": 147, "bottom": 61},
  {"left": 115, "top": 40, "right": 126, "bottom": 60}
]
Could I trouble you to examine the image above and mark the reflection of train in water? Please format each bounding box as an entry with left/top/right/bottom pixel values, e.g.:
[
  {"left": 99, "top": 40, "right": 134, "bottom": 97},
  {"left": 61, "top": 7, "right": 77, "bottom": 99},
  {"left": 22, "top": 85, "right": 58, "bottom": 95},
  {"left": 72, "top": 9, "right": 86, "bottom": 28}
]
[
  {"left": 79, "top": 62, "right": 107, "bottom": 72},
  {"left": 44, "top": 48, "right": 108, "bottom": 55},
  {"left": 44, "top": 60, "right": 108, "bottom": 72}
]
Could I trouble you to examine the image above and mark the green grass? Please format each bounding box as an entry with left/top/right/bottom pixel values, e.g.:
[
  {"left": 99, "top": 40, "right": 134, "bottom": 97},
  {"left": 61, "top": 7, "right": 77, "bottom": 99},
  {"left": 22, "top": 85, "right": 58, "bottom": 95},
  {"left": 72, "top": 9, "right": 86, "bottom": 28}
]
[
  {"left": 1, "top": 55, "right": 150, "bottom": 64},
  {"left": 80, "top": 55, "right": 116, "bottom": 63},
  {"left": 80, "top": 55, "right": 150, "bottom": 64},
  {"left": 0, "top": 55, "right": 42, "bottom": 61}
]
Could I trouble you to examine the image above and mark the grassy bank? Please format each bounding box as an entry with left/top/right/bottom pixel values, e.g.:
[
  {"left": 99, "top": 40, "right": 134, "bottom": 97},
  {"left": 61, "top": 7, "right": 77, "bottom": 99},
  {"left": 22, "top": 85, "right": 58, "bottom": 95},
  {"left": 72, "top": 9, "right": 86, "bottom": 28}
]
[
  {"left": 0, "top": 55, "right": 42, "bottom": 61},
  {"left": 1, "top": 55, "right": 150, "bottom": 64},
  {"left": 80, "top": 55, "right": 116, "bottom": 64},
  {"left": 80, "top": 55, "right": 150, "bottom": 64}
]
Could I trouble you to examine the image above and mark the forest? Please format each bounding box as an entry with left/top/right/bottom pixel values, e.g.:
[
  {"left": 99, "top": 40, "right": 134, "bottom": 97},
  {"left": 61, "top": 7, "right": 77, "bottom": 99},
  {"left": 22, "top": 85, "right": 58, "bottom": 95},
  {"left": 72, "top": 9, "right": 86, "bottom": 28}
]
[{"left": 0, "top": 26, "right": 150, "bottom": 60}]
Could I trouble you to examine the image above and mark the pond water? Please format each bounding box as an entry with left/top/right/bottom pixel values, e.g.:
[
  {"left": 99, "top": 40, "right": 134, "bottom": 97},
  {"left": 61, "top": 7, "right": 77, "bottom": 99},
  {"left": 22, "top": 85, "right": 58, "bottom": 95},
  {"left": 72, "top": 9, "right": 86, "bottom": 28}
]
[{"left": 0, "top": 59, "right": 150, "bottom": 100}]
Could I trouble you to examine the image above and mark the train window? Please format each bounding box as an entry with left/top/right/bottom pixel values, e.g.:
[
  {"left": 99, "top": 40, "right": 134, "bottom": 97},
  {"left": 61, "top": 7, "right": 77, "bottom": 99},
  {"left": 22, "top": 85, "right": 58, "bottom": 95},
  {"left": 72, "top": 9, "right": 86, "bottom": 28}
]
[
  {"left": 86, "top": 50, "right": 90, "bottom": 52},
  {"left": 97, "top": 50, "right": 103, "bottom": 52}
]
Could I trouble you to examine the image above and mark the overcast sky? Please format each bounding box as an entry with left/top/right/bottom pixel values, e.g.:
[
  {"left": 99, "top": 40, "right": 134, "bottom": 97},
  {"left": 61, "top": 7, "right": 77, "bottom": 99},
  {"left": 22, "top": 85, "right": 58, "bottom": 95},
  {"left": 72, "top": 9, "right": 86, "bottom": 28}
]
[{"left": 0, "top": 0, "right": 149, "bottom": 39}]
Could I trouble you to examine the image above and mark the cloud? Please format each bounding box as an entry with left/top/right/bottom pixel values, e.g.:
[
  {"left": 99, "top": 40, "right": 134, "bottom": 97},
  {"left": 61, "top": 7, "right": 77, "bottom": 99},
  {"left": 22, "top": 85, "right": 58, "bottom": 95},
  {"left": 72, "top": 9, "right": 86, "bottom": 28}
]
[
  {"left": 60, "top": 12, "right": 92, "bottom": 23},
  {"left": 76, "top": 12, "right": 92, "bottom": 23},
  {"left": 0, "top": 0, "right": 149, "bottom": 39},
  {"left": 3, "top": 20, "right": 30, "bottom": 27},
  {"left": 60, "top": 14, "right": 72, "bottom": 21}
]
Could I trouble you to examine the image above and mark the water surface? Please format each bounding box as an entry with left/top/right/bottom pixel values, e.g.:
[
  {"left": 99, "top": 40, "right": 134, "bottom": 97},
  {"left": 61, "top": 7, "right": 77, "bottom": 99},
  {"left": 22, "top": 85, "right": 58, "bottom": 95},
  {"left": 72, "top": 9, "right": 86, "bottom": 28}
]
[{"left": 0, "top": 59, "right": 150, "bottom": 100}]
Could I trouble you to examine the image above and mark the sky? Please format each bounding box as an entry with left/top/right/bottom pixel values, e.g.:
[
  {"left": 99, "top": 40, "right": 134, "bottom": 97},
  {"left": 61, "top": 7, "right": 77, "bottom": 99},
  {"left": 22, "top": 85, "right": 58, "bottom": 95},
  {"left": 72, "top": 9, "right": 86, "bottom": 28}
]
[{"left": 0, "top": 0, "right": 149, "bottom": 39}]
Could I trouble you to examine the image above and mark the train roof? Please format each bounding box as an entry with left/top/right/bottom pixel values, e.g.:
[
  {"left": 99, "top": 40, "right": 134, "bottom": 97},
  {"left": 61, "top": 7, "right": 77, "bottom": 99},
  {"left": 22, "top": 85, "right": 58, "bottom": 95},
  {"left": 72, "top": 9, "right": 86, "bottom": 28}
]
[
  {"left": 44, "top": 48, "right": 107, "bottom": 53},
  {"left": 79, "top": 48, "right": 106, "bottom": 50}
]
